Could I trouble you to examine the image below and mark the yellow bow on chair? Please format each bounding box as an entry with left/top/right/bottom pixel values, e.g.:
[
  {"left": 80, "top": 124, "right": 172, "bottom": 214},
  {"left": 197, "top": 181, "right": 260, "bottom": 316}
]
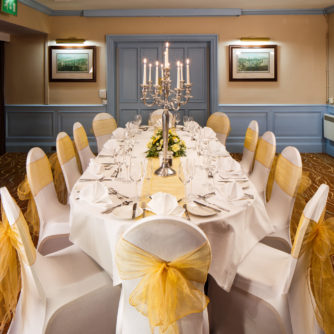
[
  {"left": 48, "top": 153, "right": 68, "bottom": 204},
  {"left": 17, "top": 175, "right": 40, "bottom": 237},
  {"left": 297, "top": 211, "right": 334, "bottom": 334},
  {"left": 116, "top": 238, "right": 211, "bottom": 334},
  {"left": 0, "top": 208, "right": 36, "bottom": 331}
]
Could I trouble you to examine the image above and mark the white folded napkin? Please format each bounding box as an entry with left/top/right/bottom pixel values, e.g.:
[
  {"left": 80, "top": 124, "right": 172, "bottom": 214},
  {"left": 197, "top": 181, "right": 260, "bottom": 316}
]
[
  {"left": 80, "top": 182, "right": 112, "bottom": 205},
  {"left": 147, "top": 192, "right": 184, "bottom": 216},
  {"left": 112, "top": 127, "right": 126, "bottom": 139},
  {"left": 219, "top": 158, "right": 242, "bottom": 174},
  {"left": 86, "top": 159, "right": 104, "bottom": 179},
  {"left": 216, "top": 181, "right": 244, "bottom": 201},
  {"left": 208, "top": 141, "right": 227, "bottom": 156},
  {"left": 103, "top": 140, "right": 119, "bottom": 152},
  {"left": 200, "top": 127, "right": 216, "bottom": 139},
  {"left": 186, "top": 121, "right": 201, "bottom": 133}
]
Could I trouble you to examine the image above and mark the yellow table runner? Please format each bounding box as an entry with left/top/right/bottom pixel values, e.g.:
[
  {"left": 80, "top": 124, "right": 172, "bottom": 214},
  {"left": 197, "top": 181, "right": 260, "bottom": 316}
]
[{"left": 139, "top": 157, "right": 185, "bottom": 218}]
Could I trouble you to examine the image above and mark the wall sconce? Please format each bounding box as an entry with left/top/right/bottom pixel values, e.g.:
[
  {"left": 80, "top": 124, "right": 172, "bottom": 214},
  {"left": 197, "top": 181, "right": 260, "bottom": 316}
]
[
  {"left": 56, "top": 38, "right": 86, "bottom": 44},
  {"left": 240, "top": 37, "right": 270, "bottom": 42}
]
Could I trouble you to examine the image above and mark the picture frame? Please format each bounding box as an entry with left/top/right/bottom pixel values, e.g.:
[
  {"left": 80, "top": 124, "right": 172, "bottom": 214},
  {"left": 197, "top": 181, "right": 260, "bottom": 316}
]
[
  {"left": 49, "top": 46, "right": 96, "bottom": 82},
  {"left": 229, "top": 45, "right": 277, "bottom": 81}
]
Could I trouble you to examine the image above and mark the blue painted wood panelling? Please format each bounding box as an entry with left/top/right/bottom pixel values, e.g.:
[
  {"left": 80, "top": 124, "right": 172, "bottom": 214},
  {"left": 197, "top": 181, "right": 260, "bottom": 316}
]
[
  {"left": 5, "top": 105, "right": 106, "bottom": 152},
  {"left": 219, "top": 104, "right": 327, "bottom": 153}
]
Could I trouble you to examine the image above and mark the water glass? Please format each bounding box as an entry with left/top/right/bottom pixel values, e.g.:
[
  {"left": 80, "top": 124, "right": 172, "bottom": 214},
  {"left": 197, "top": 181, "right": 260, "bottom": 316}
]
[{"left": 130, "top": 159, "right": 144, "bottom": 201}]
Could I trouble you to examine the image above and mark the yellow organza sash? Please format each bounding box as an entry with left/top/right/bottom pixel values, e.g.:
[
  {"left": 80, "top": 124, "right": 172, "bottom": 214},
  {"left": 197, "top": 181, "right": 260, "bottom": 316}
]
[
  {"left": 274, "top": 154, "right": 302, "bottom": 198},
  {"left": 57, "top": 135, "right": 76, "bottom": 166},
  {"left": 116, "top": 238, "right": 211, "bottom": 334},
  {"left": 292, "top": 211, "right": 334, "bottom": 334},
  {"left": 74, "top": 126, "right": 89, "bottom": 151},
  {"left": 93, "top": 118, "right": 117, "bottom": 137},
  {"left": 254, "top": 138, "right": 275, "bottom": 168},
  {"left": 244, "top": 127, "right": 258, "bottom": 152},
  {"left": 207, "top": 114, "right": 230, "bottom": 136},
  {"left": 17, "top": 176, "right": 39, "bottom": 236},
  {"left": 48, "top": 153, "right": 68, "bottom": 204},
  {"left": 0, "top": 209, "right": 36, "bottom": 331}
]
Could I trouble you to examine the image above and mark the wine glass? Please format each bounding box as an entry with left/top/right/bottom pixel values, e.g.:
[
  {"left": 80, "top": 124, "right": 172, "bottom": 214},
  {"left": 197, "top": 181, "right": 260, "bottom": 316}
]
[
  {"left": 178, "top": 159, "right": 194, "bottom": 202},
  {"left": 130, "top": 159, "right": 144, "bottom": 202},
  {"left": 134, "top": 114, "right": 142, "bottom": 127},
  {"left": 174, "top": 113, "right": 181, "bottom": 127}
]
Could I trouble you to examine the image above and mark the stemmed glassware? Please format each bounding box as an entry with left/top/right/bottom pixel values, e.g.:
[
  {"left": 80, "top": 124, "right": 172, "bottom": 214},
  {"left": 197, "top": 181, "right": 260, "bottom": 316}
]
[
  {"left": 174, "top": 113, "right": 181, "bottom": 127},
  {"left": 130, "top": 158, "right": 144, "bottom": 202},
  {"left": 178, "top": 159, "right": 195, "bottom": 203},
  {"left": 134, "top": 114, "right": 142, "bottom": 127}
]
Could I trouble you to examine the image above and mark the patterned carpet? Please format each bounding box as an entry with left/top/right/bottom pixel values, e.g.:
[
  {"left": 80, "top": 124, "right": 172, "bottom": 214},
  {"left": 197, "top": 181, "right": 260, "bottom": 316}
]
[{"left": 1, "top": 152, "right": 333, "bottom": 218}]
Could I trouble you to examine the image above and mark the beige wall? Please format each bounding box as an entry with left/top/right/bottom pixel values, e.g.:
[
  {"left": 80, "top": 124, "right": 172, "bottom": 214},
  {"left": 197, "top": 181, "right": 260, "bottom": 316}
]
[
  {"left": 4, "top": 12, "right": 329, "bottom": 105},
  {"left": 5, "top": 33, "right": 46, "bottom": 104},
  {"left": 328, "top": 13, "right": 334, "bottom": 102}
]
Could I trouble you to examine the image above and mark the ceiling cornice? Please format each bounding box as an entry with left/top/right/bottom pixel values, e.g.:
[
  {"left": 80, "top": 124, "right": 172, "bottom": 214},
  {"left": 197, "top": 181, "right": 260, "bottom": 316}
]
[{"left": 17, "top": 0, "right": 334, "bottom": 17}]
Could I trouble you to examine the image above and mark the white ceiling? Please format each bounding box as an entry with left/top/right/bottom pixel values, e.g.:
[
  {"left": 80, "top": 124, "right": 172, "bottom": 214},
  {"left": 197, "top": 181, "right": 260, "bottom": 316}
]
[{"left": 34, "top": 0, "right": 334, "bottom": 11}]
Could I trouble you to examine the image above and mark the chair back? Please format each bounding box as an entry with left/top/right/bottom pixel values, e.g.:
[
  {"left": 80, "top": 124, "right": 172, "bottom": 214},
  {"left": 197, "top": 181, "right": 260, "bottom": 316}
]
[
  {"left": 249, "top": 131, "right": 276, "bottom": 201},
  {"left": 206, "top": 112, "right": 230, "bottom": 145},
  {"left": 288, "top": 184, "right": 329, "bottom": 334},
  {"left": 73, "top": 122, "right": 95, "bottom": 172},
  {"left": 92, "top": 112, "right": 117, "bottom": 153},
  {"left": 149, "top": 109, "right": 174, "bottom": 127},
  {"left": 265, "top": 146, "right": 302, "bottom": 241},
  {"left": 26, "top": 147, "right": 61, "bottom": 233},
  {"left": 56, "top": 132, "right": 81, "bottom": 194},
  {"left": 1, "top": 187, "right": 46, "bottom": 333},
  {"left": 240, "top": 120, "right": 259, "bottom": 175},
  {"left": 116, "top": 216, "right": 211, "bottom": 334}
]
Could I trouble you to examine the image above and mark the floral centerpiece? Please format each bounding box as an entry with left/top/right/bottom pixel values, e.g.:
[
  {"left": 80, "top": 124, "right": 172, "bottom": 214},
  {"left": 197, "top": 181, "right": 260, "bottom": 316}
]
[{"left": 146, "top": 129, "right": 186, "bottom": 157}]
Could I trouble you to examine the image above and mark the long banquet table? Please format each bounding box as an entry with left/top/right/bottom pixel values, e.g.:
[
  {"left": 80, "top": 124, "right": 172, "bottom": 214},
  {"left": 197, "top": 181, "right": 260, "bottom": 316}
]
[{"left": 69, "top": 127, "right": 274, "bottom": 291}]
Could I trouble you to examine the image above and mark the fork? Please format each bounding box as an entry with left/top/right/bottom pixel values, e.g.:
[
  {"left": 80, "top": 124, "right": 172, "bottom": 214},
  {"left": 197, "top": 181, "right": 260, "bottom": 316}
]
[{"left": 101, "top": 200, "right": 132, "bottom": 214}]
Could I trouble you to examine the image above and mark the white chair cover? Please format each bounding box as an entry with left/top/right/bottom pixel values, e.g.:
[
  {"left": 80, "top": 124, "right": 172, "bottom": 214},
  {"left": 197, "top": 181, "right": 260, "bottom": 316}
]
[
  {"left": 92, "top": 112, "right": 117, "bottom": 153},
  {"left": 56, "top": 132, "right": 81, "bottom": 195},
  {"left": 249, "top": 131, "right": 276, "bottom": 201},
  {"left": 26, "top": 147, "right": 71, "bottom": 255},
  {"left": 240, "top": 120, "right": 259, "bottom": 176},
  {"left": 149, "top": 109, "right": 174, "bottom": 127},
  {"left": 206, "top": 112, "right": 230, "bottom": 145},
  {"left": 115, "top": 216, "right": 211, "bottom": 334},
  {"left": 262, "top": 146, "right": 302, "bottom": 252},
  {"left": 73, "top": 122, "right": 95, "bottom": 172},
  {"left": 208, "top": 184, "right": 329, "bottom": 334},
  {"left": 1, "top": 187, "right": 121, "bottom": 334}
]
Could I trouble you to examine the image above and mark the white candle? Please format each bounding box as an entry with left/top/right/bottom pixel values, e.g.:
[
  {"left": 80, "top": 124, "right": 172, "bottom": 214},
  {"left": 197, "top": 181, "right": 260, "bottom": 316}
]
[
  {"left": 155, "top": 61, "right": 159, "bottom": 86},
  {"left": 143, "top": 58, "right": 147, "bottom": 85},
  {"left": 186, "top": 58, "right": 190, "bottom": 84},
  {"left": 165, "top": 42, "right": 169, "bottom": 68},
  {"left": 161, "top": 63, "right": 164, "bottom": 79},
  {"left": 176, "top": 61, "right": 180, "bottom": 89},
  {"left": 148, "top": 63, "right": 152, "bottom": 83},
  {"left": 180, "top": 62, "right": 184, "bottom": 83}
]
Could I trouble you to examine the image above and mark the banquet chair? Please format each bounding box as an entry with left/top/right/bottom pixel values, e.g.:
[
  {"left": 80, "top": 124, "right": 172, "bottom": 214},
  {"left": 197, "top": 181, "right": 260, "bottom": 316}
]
[
  {"left": 115, "top": 216, "right": 211, "bottom": 334},
  {"left": 26, "top": 147, "right": 71, "bottom": 255},
  {"left": 149, "top": 109, "right": 174, "bottom": 127},
  {"left": 73, "top": 122, "right": 95, "bottom": 172},
  {"left": 56, "top": 131, "right": 81, "bottom": 195},
  {"left": 0, "top": 186, "right": 121, "bottom": 334},
  {"left": 239, "top": 120, "right": 259, "bottom": 176},
  {"left": 206, "top": 112, "right": 230, "bottom": 145},
  {"left": 249, "top": 131, "right": 276, "bottom": 201},
  {"left": 261, "top": 146, "right": 302, "bottom": 253},
  {"left": 92, "top": 112, "right": 117, "bottom": 153},
  {"left": 208, "top": 184, "right": 329, "bottom": 334}
]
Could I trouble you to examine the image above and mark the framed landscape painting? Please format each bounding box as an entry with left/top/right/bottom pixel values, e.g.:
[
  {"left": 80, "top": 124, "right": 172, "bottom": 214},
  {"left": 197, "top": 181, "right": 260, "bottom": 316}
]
[
  {"left": 229, "top": 45, "right": 277, "bottom": 81},
  {"left": 49, "top": 46, "right": 96, "bottom": 82}
]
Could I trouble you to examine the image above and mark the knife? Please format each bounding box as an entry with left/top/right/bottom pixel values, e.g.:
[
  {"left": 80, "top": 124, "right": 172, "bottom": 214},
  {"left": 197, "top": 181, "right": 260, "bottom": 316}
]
[
  {"left": 132, "top": 202, "right": 137, "bottom": 219},
  {"left": 183, "top": 204, "right": 191, "bottom": 221},
  {"left": 193, "top": 200, "right": 221, "bottom": 213}
]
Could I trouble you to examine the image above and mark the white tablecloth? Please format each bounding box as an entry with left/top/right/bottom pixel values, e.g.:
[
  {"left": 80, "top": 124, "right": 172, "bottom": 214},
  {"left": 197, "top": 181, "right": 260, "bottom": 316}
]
[{"left": 69, "top": 128, "right": 274, "bottom": 291}]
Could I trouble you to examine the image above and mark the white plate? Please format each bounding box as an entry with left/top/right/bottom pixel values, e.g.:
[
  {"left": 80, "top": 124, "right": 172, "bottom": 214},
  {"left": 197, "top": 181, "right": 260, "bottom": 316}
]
[
  {"left": 187, "top": 202, "right": 217, "bottom": 217},
  {"left": 111, "top": 205, "right": 143, "bottom": 220}
]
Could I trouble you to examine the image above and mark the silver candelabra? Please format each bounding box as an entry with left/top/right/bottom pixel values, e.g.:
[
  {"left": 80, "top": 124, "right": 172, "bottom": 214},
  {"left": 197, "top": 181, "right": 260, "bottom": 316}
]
[{"left": 140, "top": 44, "right": 192, "bottom": 177}]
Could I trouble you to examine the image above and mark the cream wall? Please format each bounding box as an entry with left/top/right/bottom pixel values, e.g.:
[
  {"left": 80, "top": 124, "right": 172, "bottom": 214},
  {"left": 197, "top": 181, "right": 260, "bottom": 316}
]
[
  {"left": 3, "top": 11, "right": 329, "bottom": 105},
  {"left": 328, "top": 13, "right": 334, "bottom": 102}
]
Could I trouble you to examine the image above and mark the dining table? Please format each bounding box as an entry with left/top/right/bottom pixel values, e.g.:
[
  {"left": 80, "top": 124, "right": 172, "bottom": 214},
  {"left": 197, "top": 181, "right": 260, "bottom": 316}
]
[{"left": 69, "top": 125, "right": 274, "bottom": 292}]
